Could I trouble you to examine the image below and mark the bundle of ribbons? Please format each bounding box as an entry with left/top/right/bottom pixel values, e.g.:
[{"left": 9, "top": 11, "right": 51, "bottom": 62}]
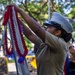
[{"left": 2, "top": 6, "right": 28, "bottom": 59}]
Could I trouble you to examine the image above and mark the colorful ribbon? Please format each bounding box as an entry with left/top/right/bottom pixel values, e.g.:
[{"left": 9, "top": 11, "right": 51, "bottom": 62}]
[{"left": 2, "top": 6, "right": 28, "bottom": 57}]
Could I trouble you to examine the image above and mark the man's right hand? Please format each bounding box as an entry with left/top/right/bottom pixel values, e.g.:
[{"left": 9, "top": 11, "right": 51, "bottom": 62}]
[{"left": 6, "top": 4, "right": 21, "bottom": 12}]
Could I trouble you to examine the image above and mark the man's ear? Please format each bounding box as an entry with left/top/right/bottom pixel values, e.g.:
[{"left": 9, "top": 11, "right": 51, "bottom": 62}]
[{"left": 55, "top": 30, "right": 61, "bottom": 36}]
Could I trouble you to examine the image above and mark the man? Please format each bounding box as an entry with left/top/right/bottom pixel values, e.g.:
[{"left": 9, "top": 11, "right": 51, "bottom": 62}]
[
  {"left": 64, "top": 45, "right": 75, "bottom": 75},
  {"left": 69, "top": 46, "right": 75, "bottom": 75},
  {"left": 69, "top": 46, "right": 75, "bottom": 62},
  {"left": 7, "top": 5, "right": 73, "bottom": 75}
]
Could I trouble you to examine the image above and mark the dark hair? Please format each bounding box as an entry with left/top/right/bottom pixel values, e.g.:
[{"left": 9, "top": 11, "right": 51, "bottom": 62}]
[
  {"left": 55, "top": 27, "right": 72, "bottom": 42},
  {"left": 61, "top": 30, "right": 72, "bottom": 42}
]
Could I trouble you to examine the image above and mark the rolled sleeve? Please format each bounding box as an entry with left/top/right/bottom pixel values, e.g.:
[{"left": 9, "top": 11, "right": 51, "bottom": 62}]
[{"left": 35, "top": 36, "right": 43, "bottom": 48}]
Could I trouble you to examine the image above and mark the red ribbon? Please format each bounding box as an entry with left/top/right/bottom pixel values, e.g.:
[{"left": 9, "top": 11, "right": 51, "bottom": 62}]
[
  {"left": 2, "top": 6, "right": 28, "bottom": 57},
  {"left": 4, "top": 30, "right": 13, "bottom": 55}
]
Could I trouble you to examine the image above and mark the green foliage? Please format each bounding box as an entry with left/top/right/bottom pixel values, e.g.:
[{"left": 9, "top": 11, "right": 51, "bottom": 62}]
[
  {"left": 24, "top": 35, "right": 33, "bottom": 50},
  {"left": 0, "top": 0, "right": 16, "bottom": 6},
  {"left": 72, "top": 32, "right": 75, "bottom": 38},
  {"left": 19, "top": 2, "right": 48, "bottom": 24},
  {"left": 72, "top": 23, "right": 75, "bottom": 31},
  {"left": 8, "top": 59, "right": 15, "bottom": 63}
]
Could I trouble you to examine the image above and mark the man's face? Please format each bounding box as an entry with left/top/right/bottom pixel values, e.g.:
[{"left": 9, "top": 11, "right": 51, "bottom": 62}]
[{"left": 46, "top": 26, "right": 57, "bottom": 35}]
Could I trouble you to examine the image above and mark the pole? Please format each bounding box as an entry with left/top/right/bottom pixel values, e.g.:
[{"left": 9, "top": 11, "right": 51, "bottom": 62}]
[
  {"left": 48, "top": 0, "right": 50, "bottom": 20},
  {"left": 8, "top": 22, "right": 19, "bottom": 75},
  {"left": 8, "top": 1, "right": 19, "bottom": 75}
]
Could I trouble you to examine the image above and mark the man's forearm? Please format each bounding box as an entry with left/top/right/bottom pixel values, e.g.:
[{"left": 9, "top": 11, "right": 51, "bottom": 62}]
[
  {"left": 18, "top": 9, "right": 45, "bottom": 41},
  {"left": 20, "top": 20, "right": 39, "bottom": 44},
  {"left": 20, "top": 20, "right": 33, "bottom": 37}
]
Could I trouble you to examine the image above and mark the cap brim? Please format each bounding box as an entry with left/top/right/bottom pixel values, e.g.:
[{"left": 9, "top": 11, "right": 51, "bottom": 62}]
[{"left": 43, "top": 21, "right": 54, "bottom": 26}]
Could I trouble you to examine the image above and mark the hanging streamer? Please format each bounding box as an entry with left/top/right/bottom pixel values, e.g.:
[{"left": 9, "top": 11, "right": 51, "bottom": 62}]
[
  {"left": 4, "top": 26, "right": 13, "bottom": 55},
  {"left": 2, "top": 6, "right": 28, "bottom": 58}
]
